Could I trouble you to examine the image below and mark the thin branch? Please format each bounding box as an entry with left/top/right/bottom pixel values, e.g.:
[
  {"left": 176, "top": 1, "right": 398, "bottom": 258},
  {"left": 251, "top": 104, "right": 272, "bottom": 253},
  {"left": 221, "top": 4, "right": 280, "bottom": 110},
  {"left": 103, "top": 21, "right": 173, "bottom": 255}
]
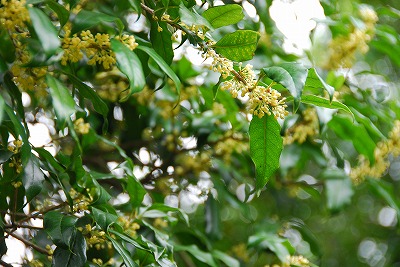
[
  {"left": 6, "top": 231, "right": 50, "bottom": 256},
  {"left": 0, "top": 259, "right": 14, "bottom": 267},
  {"left": 4, "top": 224, "right": 43, "bottom": 230},
  {"left": 16, "top": 202, "right": 67, "bottom": 223}
]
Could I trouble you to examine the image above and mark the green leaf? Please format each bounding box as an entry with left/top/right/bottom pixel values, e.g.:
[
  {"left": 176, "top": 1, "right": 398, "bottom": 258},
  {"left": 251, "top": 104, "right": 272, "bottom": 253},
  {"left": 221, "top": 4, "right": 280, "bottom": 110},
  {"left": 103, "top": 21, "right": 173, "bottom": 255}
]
[
  {"left": 202, "top": 4, "right": 244, "bottom": 29},
  {"left": 328, "top": 116, "right": 376, "bottom": 163},
  {"left": 22, "top": 156, "right": 45, "bottom": 201},
  {"left": 91, "top": 206, "right": 118, "bottom": 230},
  {"left": 128, "top": 0, "right": 142, "bottom": 13},
  {"left": 205, "top": 197, "right": 221, "bottom": 240},
  {"left": 137, "top": 45, "right": 181, "bottom": 95},
  {"left": 368, "top": 179, "right": 400, "bottom": 220},
  {"left": 300, "top": 95, "right": 354, "bottom": 118},
  {"left": 248, "top": 232, "right": 294, "bottom": 263},
  {"left": 141, "top": 203, "right": 189, "bottom": 225},
  {"left": 46, "top": 75, "right": 76, "bottom": 126},
  {"left": 249, "top": 114, "right": 283, "bottom": 194},
  {"left": 350, "top": 108, "right": 386, "bottom": 140},
  {"left": 44, "top": 211, "right": 78, "bottom": 248},
  {"left": 305, "top": 68, "right": 335, "bottom": 100},
  {"left": 28, "top": 7, "right": 61, "bottom": 56},
  {"left": 126, "top": 175, "right": 146, "bottom": 208},
  {"left": 179, "top": 3, "right": 214, "bottom": 30},
  {"left": 0, "top": 94, "right": 4, "bottom": 125},
  {"left": 150, "top": 21, "right": 173, "bottom": 65},
  {"left": 321, "top": 170, "right": 353, "bottom": 211},
  {"left": 212, "top": 250, "right": 240, "bottom": 267},
  {"left": 52, "top": 231, "right": 87, "bottom": 267},
  {"left": 262, "top": 63, "right": 308, "bottom": 110},
  {"left": 0, "top": 149, "right": 13, "bottom": 164},
  {"left": 107, "top": 236, "right": 139, "bottom": 267},
  {"left": 111, "top": 39, "right": 146, "bottom": 101},
  {"left": 46, "top": 0, "right": 70, "bottom": 28},
  {"left": 71, "top": 10, "right": 124, "bottom": 34},
  {"left": 174, "top": 244, "right": 218, "bottom": 267},
  {"left": 213, "top": 30, "right": 260, "bottom": 62}
]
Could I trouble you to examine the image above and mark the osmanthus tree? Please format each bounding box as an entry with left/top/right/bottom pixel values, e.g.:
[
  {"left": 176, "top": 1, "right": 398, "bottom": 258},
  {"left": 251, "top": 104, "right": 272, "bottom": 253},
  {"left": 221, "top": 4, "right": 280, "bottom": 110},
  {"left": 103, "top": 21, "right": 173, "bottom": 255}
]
[{"left": 1, "top": 0, "right": 400, "bottom": 266}]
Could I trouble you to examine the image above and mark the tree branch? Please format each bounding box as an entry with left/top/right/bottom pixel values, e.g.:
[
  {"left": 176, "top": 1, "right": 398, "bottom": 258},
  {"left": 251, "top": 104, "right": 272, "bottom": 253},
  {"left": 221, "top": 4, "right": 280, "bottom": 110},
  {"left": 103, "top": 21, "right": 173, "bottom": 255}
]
[
  {"left": 0, "top": 259, "right": 14, "bottom": 267},
  {"left": 6, "top": 231, "right": 50, "bottom": 256}
]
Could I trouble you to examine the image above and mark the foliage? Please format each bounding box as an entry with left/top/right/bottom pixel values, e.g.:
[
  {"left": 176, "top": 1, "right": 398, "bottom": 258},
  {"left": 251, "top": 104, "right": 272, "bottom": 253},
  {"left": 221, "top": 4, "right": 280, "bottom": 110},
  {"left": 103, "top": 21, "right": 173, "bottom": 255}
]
[{"left": 0, "top": 0, "right": 400, "bottom": 266}]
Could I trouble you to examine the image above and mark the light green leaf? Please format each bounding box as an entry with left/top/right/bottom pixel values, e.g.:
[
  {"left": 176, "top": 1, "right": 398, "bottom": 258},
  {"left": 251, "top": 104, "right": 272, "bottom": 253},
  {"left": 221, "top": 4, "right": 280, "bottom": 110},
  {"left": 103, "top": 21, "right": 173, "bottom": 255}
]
[
  {"left": 249, "top": 114, "right": 283, "bottom": 194},
  {"left": 179, "top": 3, "right": 214, "bottom": 30},
  {"left": 368, "top": 179, "right": 400, "bottom": 220},
  {"left": 46, "top": 75, "right": 75, "bottom": 126},
  {"left": 137, "top": 45, "right": 181, "bottom": 95},
  {"left": 212, "top": 250, "right": 240, "bottom": 267},
  {"left": 174, "top": 244, "right": 218, "bottom": 267},
  {"left": 202, "top": 4, "right": 244, "bottom": 29},
  {"left": 300, "top": 95, "right": 354, "bottom": 118},
  {"left": 328, "top": 116, "right": 376, "bottom": 163},
  {"left": 350, "top": 108, "right": 386, "bottom": 140},
  {"left": 262, "top": 63, "right": 308, "bottom": 110},
  {"left": 108, "top": 236, "right": 139, "bottom": 267},
  {"left": 321, "top": 169, "right": 353, "bottom": 211},
  {"left": 71, "top": 10, "right": 124, "bottom": 34},
  {"left": 22, "top": 156, "right": 45, "bottom": 201},
  {"left": 28, "top": 7, "right": 61, "bottom": 55},
  {"left": 248, "top": 232, "right": 294, "bottom": 263},
  {"left": 305, "top": 68, "right": 335, "bottom": 100},
  {"left": 111, "top": 39, "right": 146, "bottom": 101},
  {"left": 213, "top": 30, "right": 260, "bottom": 61}
]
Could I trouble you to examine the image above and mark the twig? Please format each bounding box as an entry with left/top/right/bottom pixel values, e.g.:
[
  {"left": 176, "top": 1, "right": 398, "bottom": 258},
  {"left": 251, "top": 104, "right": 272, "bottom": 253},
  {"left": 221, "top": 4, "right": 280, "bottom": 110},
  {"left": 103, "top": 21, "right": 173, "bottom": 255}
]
[
  {"left": 0, "top": 259, "right": 14, "bottom": 267},
  {"left": 4, "top": 224, "right": 43, "bottom": 230},
  {"left": 6, "top": 231, "right": 50, "bottom": 256}
]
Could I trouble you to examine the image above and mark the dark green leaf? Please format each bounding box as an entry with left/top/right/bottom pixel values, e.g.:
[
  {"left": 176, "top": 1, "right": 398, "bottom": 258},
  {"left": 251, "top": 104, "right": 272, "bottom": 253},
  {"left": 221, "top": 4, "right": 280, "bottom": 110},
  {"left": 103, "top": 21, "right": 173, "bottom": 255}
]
[
  {"left": 107, "top": 236, "right": 139, "bottom": 267},
  {"left": 28, "top": 7, "right": 61, "bottom": 55},
  {"left": 304, "top": 68, "right": 335, "bottom": 100},
  {"left": 44, "top": 211, "right": 78, "bottom": 248},
  {"left": 91, "top": 206, "right": 118, "bottom": 230},
  {"left": 137, "top": 45, "right": 181, "bottom": 95},
  {"left": 300, "top": 95, "right": 354, "bottom": 118},
  {"left": 52, "top": 231, "right": 87, "bottom": 267},
  {"left": 150, "top": 21, "right": 173, "bottom": 65},
  {"left": 0, "top": 94, "right": 4, "bottom": 125},
  {"left": 71, "top": 10, "right": 124, "bottom": 34},
  {"left": 328, "top": 116, "right": 376, "bottom": 163},
  {"left": 248, "top": 232, "right": 294, "bottom": 262},
  {"left": 0, "top": 149, "right": 13, "bottom": 164},
  {"left": 262, "top": 63, "right": 308, "bottom": 110},
  {"left": 249, "top": 114, "right": 283, "bottom": 194},
  {"left": 111, "top": 39, "right": 146, "bottom": 100},
  {"left": 46, "top": 1, "right": 70, "bottom": 28},
  {"left": 0, "top": 29, "right": 16, "bottom": 63},
  {"left": 202, "top": 4, "right": 244, "bottom": 29},
  {"left": 46, "top": 75, "right": 76, "bottom": 126},
  {"left": 205, "top": 197, "right": 221, "bottom": 239},
  {"left": 22, "top": 156, "right": 45, "bottom": 201},
  {"left": 174, "top": 244, "right": 218, "bottom": 267},
  {"left": 128, "top": 0, "right": 142, "bottom": 13},
  {"left": 214, "top": 30, "right": 260, "bottom": 62}
]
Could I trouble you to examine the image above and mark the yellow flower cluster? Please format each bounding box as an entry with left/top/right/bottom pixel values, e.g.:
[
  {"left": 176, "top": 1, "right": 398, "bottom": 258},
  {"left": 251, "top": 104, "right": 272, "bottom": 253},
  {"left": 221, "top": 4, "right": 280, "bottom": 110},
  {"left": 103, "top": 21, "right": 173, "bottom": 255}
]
[
  {"left": 174, "top": 151, "right": 212, "bottom": 176},
  {"left": 325, "top": 5, "right": 378, "bottom": 69},
  {"left": 231, "top": 243, "right": 250, "bottom": 263},
  {"left": 78, "top": 224, "right": 109, "bottom": 250},
  {"left": 248, "top": 85, "right": 289, "bottom": 119},
  {"left": 70, "top": 188, "right": 93, "bottom": 212},
  {"left": 284, "top": 108, "right": 319, "bottom": 145},
  {"left": 61, "top": 28, "right": 138, "bottom": 69},
  {"left": 28, "top": 259, "right": 44, "bottom": 267},
  {"left": 203, "top": 48, "right": 234, "bottom": 79},
  {"left": 117, "top": 216, "right": 141, "bottom": 237},
  {"left": 7, "top": 139, "right": 23, "bottom": 173},
  {"left": 350, "top": 120, "right": 400, "bottom": 184},
  {"left": 0, "top": 0, "right": 30, "bottom": 30},
  {"left": 265, "top": 255, "right": 310, "bottom": 267},
  {"left": 74, "top": 118, "right": 90, "bottom": 134},
  {"left": 215, "top": 131, "right": 248, "bottom": 163}
]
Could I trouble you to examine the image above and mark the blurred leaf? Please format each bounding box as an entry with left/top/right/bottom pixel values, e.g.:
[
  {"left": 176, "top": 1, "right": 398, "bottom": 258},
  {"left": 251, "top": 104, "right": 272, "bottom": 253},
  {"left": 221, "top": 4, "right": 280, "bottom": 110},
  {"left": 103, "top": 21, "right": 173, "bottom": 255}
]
[
  {"left": 22, "top": 156, "right": 46, "bottom": 201},
  {"left": 205, "top": 196, "right": 221, "bottom": 240},
  {"left": 52, "top": 231, "right": 87, "bottom": 267},
  {"left": 212, "top": 250, "right": 240, "bottom": 267},
  {"left": 0, "top": 94, "right": 4, "bottom": 125},
  {"left": 174, "top": 244, "right": 218, "bottom": 267},
  {"left": 137, "top": 45, "right": 181, "bottom": 95},
  {"left": 249, "top": 115, "right": 283, "bottom": 194},
  {"left": 111, "top": 39, "right": 146, "bottom": 100},
  {"left": 128, "top": 0, "right": 142, "bottom": 13},
  {"left": 202, "top": 4, "right": 244, "bottom": 29},
  {"left": 350, "top": 108, "right": 386, "bottom": 140},
  {"left": 46, "top": 75, "right": 76, "bottom": 126},
  {"left": 262, "top": 63, "right": 308, "bottom": 111},
  {"left": 28, "top": 7, "right": 61, "bottom": 56},
  {"left": 300, "top": 95, "right": 353, "bottom": 118},
  {"left": 368, "top": 179, "right": 400, "bottom": 220},
  {"left": 126, "top": 175, "right": 146, "bottom": 208},
  {"left": 321, "top": 170, "right": 353, "bottom": 211},
  {"left": 328, "top": 116, "right": 376, "bottom": 163},
  {"left": 305, "top": 68, "right": 335, "bottom": 100},
  {"left": 140, "top": 203, "right": 189, "bottom": 225},
  {"left": 107, "top": 235, "right": 139, "bottom": 267},
  {"left": 0, "top": 149, "right": 13, "bottom": 164},
  {"left": 179, "top": 3, "right": 213, "bottom": 30},
  {"left": 248, "top": 232, "right": 294, "bottom": 263},
  {"left": 0, "top": 29, "right": 16, "bottom": 63},
  {"left": 71, "top": 10, "right": 124, "bottom": 34},
  {"left": 46, "top": 0, "right": 70, "bottom": 28},
  {"left": 150, "top": 21, "right": 173, "bottom": 65},
  {"left": 214, "top": 30, "right": 259, "bottom": 62}
]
